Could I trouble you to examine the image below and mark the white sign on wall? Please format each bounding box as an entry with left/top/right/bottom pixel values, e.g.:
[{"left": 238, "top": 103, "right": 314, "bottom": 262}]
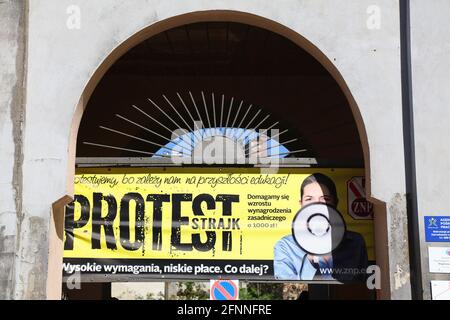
[
  {"left": 431, "top": 281, "right": 450, "bottom": 300},
  {"left": 428, "top": 247, "right": 450, "bottom": 273}
]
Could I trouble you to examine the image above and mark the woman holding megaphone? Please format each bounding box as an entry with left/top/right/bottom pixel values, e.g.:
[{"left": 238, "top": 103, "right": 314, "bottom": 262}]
[{"left": 273, "top": 173, "right": 368, "bottom": 281}]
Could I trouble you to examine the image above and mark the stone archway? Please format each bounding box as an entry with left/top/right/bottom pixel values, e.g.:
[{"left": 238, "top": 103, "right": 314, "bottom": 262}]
[{"left": 46, "top": 9, "right": 399, "bottom": 300}]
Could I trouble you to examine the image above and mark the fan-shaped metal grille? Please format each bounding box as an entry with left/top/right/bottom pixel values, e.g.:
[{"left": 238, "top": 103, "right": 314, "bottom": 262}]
[{"left": 83, "top": 91, "right": 307, "bottom": 161}]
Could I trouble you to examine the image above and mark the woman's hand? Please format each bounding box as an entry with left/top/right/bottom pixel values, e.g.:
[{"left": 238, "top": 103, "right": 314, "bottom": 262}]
[{"left": 307, "top": 254, "right": 332, "bottom": 266}]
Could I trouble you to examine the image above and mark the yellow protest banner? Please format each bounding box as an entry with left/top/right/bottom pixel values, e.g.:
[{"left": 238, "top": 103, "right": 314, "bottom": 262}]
[{"left": 63, "top": 167, "right": 374, "bottom": 280}]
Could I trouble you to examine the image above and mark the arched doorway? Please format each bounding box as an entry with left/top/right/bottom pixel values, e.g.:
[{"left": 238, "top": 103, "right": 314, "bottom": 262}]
[{"left": 55, "top": 12, "right": 383, "bottom": 300}]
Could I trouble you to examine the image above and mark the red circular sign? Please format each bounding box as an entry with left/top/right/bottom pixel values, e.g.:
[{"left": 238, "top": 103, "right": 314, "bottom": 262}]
[
  {"left": 351, "top": 197, "right": 374, "bottom": 218},
  {"left": 211, "top": 280, "right": 238, "bottom": 300}
]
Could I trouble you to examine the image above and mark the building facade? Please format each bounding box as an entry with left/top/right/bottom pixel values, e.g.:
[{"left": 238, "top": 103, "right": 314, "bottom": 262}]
[{"left": 0, "top": 0, "right": 449, "bottom": 300}]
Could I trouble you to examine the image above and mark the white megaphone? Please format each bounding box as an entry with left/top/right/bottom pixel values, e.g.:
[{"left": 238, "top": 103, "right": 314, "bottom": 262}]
[{"left": 292, "top": 203, "right": 346, "bottom": 255}]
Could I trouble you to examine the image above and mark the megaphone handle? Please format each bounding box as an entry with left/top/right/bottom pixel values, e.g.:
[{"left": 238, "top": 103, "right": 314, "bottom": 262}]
[{"left": 299, "top": 254, "right": 308, "bottom": 279}]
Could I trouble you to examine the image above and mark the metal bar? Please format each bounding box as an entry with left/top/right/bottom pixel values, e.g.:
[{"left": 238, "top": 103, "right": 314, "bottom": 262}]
[
  {"left": 267, "top": 122, "right": 281, "bottom": 132},
  {"left": 224, "top": 97, "right": 234, "bottom": 136},
  {"left": 177, "top": 92, "right": 203, "bottom": 143},
  {"left": 162, "top": 94, "right": 198, "bottom": 148},
  {"left": 248, "top": 138, "right": 299, "bottom": 156},
  {"left": 147, "top": 98, "right": 185, "bottom": 133},
  {"left": 235, "top": 104, "right": 253, "bottom": 131},
  {"left": 246, "top": 126, "right": 285, "bottom": 156},
  {"left": 116, "top": 113, "right": 170, "bottom": 141},
  {"left": 201, "top": 91, "right": 212, "bottom": 135},
  {"left": 228, "top": 100, "right": 243, "bottom": 138},
  {"left": 254, "top": 123, "right": 284, "bottom": 149},
  {"left": 163, "top": 94, "right": 194, "bottom": 133},
  {"left": 75, "top": 157, "right": 320, "bottom": 166},
  {"left": 235, "top": 108, "right": 261, "bottom": 141},
  {"left": 130, "top": 105, "right": 172, "bottom": 134},
  {"left": 230, "top": 100, "right": 243, "bottom": 129},
  {"left": 125, "top": 107, "right": 192, "bottom": 151},
  {"left": 265, "top": 128, "right": 288, "bottom": 142},
  {"left": 189, "top": 91, "right": 205, "bottom": 139},
  {"left": 252, "top": 114, "right": 270, "bottom": 131},
  {"left": 76, "top": 156, "right": 181, "bottom": 166},
  {"left": 212, "top": 92, "right": 217, "bottom": 135},
  {"left": 99, "top": 125, "right": 188, "bottom": 151},
  {"left": 269, "top": 149, "right": 308, "bottom": 157},
  {"left": 244, "top": 109, "right": 261, "bottom": 130},
  {"left": 400, "top": 0, "right": 422, "bottom": 300},
  {"left": 220, "top": 94, "right": 225, "bottom": 128},
  {"left": 147, "top": 98, "right": 194, "bottom": 153}
]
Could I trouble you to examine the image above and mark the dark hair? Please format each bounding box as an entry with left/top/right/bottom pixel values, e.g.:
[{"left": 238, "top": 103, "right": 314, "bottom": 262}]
[{"left": 300, "top": 173, "right": 338, "bottom": 207}]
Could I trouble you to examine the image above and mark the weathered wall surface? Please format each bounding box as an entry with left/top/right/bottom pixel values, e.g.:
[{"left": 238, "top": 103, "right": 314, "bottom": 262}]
[
  {"left": 3, "top": 0, "right": 415, "bottom": 299},
  {"left": 410, "top": 0, "right": 450, "bottom": 300},
  {"left": 0, "top": 0, "right": 26, "bottom": 300}
]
